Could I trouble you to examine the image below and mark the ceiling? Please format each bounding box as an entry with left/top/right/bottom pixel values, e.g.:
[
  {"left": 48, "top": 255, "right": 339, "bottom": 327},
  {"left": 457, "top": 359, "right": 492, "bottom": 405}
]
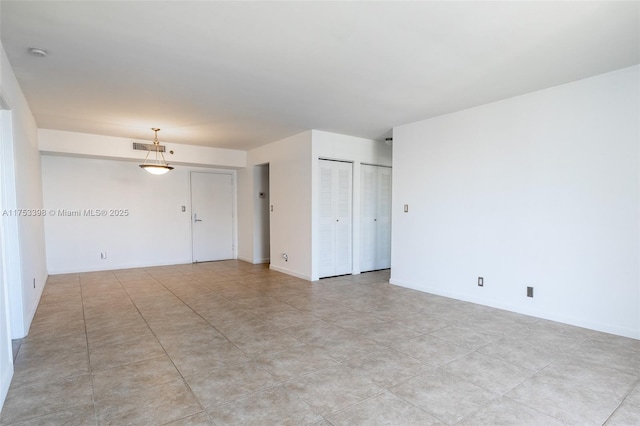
[{"left": 1, "top": 1, "right": 638, "bottom": 150}]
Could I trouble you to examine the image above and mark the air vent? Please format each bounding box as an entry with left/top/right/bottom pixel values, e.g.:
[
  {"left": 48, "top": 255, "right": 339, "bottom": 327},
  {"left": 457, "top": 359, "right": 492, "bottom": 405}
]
[{"left": 132, "top": 142, "right": 165, "bottom": 152}]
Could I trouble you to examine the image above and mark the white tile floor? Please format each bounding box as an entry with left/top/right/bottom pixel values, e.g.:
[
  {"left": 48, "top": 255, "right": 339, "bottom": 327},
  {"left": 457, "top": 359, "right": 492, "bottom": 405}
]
[{"left": 1, "top": 260, "right": 639, "bottom": 425}]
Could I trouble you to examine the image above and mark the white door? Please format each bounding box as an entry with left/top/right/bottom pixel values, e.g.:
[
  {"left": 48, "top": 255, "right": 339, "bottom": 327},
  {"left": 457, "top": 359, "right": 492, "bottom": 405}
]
[
  {"left": 376, "top": 166, "right": 392, "bottom": 269},
  {"left": 191, "top": 172, "right": 234, "bottom": 262},
  {"left": 319, "top": 159, "right": 353, "bottom": 278},
  {"left": 0, "top": 234, "right": 11, "bottom": 372},
  {"left": 360, "top": 164, "right": 392, "bottom": 272},
  {"left": 360, "top": 165, "right": 377, "bottom": 272},
  {"left": 318, "top": 163, "right": 335, "bottom": 276}
]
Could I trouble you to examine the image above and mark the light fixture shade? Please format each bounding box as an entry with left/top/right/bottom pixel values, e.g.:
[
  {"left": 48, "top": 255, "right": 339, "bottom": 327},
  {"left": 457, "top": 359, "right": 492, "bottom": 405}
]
[
  {"left": 139, "top": 128, "right": 173, "bottom": 174},
  {"left": 139, "top": 164, "right": 174, "bottom": 175}
]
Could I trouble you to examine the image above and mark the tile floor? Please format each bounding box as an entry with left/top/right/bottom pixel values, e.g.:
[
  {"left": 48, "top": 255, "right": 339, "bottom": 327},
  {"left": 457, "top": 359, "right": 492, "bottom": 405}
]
[{"left": 1, "top": 260, "right": 639, "bottom": 425}]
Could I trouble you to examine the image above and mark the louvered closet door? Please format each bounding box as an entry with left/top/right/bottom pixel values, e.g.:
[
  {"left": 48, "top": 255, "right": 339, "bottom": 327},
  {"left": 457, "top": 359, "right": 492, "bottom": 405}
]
[
  {"left": 318, "top": 159, "right": 353, "bottom": 278},
  {"left": 375, "top": 166, "right": 392, "bottom": 269},
  {"left": 360, "top": 164, "right": 392, "bottom": 272},
  {"left": 318, "top": 162, "right": 335, "bottom": 277},
  {"left": 334, "top": 163, "right": 353, "bottom": 275},
  {"left": 360, "top": 165, "right": 377, "bottom": 272}
]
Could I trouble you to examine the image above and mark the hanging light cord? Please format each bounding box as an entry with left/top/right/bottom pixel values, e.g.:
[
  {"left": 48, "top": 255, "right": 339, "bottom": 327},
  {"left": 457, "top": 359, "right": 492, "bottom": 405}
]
[
  {"left": 139, "top": 127, "right": 173, "bottom": 174},
  {"left": 141, "top": 128, "right": 168, "bottom": 166}
]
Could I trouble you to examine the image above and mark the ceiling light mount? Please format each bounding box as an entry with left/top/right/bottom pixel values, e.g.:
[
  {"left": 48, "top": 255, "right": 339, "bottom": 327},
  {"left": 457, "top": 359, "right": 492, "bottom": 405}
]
[
  {"left": 28, "top": 47, "right": 48, "bottom": 57},
  {"left": 139, "top": 128, "right": 174, "bottom": 175}
]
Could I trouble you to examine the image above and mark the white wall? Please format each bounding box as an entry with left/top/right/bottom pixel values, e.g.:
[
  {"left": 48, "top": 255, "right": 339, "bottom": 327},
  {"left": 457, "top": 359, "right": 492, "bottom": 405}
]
[
  {"left": 392, "top": 66, "right": 640, "bottom": 339},
  {"left": 0, "top": 41, "right": 48, "bottom": 408},
  {"left": 311, "top": 130, "right": 392, "bottom": 280},
  {"left": 41, "top": 155, "right": 237, "bottom": 273},
  {"left": 243, "top": 131, "right": 313, "bottom": 279},
  {"left": 0, "top": 44, "right": 48, "bottom": 342},
  {"left": 237, "top": 130, "right": 393, "bottom": 281}
]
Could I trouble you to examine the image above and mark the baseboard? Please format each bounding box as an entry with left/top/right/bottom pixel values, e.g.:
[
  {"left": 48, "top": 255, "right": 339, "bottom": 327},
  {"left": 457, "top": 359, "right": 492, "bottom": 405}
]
[
  {"left": 238, "top": 256, "right": 270, "bottom": 265},
  {"left": 47, "top": 259, "right": 195, "bottom": 275},
  {"left": 389, "top": 278, "right": 640, "bottom": 340},
  {"left": 22, "top": 272, "right": 48, "bottom": 339},
  {"left": 269, "top": 264, "right": 311, "bottom": 281}
]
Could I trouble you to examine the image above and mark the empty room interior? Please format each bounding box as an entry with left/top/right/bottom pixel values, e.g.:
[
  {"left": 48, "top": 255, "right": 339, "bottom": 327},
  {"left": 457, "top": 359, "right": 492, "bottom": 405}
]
[{"left": 0, "top": 1, "right": 639, "bottom": 425}]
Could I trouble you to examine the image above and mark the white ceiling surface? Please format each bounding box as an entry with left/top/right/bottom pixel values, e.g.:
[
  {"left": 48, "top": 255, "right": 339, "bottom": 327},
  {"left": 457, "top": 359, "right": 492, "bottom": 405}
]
[{"left": 1, "top": 1, "right": 638, "bottom": 150}]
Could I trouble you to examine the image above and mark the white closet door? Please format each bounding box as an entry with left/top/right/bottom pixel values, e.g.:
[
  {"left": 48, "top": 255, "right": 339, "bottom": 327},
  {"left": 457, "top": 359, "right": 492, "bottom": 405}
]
[
  {"left": 360, "top": 165, "right": 392, "bottom": 272},
  {"left": 360, "top": 165, "right": 377, "bottom": 272},
  {"left": 334, "top": 163, "right": 353, "bottom": 275},
  {"left": 318, "top": 159, "right": 353, "bottom": 278},
  {"left": 376, "top": 166, "right": 392, "bottom": 269},
  {"left": 318, "top": 162, "right": 336, "bottom": 278}
]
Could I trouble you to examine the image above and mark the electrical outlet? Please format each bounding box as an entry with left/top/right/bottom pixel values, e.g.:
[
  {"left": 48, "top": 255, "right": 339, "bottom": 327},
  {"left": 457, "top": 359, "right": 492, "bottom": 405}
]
[
  {"left": 478, "top": 277, "right": 483, "bottom": 287},
  {"left": 527, "top": 286, "right": 534, "bottom": 297},
  {"left": 100, "top": 252, "right": 107, "bottom": 260}
]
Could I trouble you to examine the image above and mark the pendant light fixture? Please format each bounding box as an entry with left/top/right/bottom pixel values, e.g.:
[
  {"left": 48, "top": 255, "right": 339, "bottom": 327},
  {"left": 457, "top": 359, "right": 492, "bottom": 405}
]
[{"left": 139, "top": 128, "right": 174, "bottom": 175}]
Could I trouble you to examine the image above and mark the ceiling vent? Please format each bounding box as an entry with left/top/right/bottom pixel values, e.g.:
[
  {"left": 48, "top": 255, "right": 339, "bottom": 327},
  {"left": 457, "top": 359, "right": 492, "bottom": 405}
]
[{"left": 132, "top": 142, "right": 165, "bottom": 152}]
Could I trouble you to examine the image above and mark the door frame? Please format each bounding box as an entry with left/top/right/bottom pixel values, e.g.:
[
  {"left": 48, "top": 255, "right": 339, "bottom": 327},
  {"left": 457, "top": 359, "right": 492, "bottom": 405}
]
[
  {"left": 188, "top": 170, "right": 237, "bottom": 263},
  {"left": 254, "top": 163, "right": 270, "bottom": 264},
  {"left": 0, "top": 94, "right": 15, "bottom": 408},
  {"left": 0, "top": 94, "right": 24, "bottom": 339}
]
